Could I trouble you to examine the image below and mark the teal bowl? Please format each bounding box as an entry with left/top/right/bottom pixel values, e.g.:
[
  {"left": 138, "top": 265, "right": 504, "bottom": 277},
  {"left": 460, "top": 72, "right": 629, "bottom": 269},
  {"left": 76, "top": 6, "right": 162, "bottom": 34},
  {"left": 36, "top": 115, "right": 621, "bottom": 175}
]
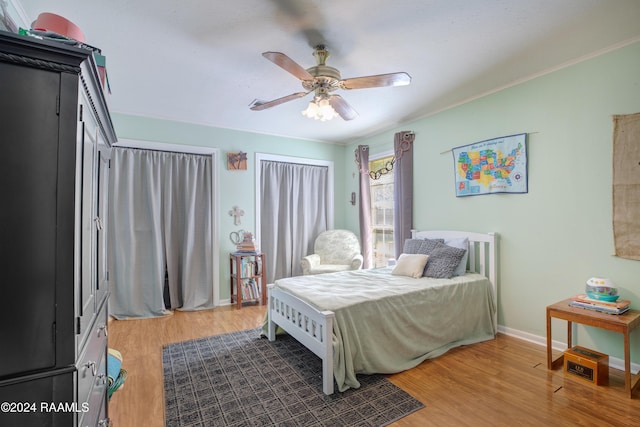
[{"left": 586, "top": 291, "right": 619, "bottom": 302}]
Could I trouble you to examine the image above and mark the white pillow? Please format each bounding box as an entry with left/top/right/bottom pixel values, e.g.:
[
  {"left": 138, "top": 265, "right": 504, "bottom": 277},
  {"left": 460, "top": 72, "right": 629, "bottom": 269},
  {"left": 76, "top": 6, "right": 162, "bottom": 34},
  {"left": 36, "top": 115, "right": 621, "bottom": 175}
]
[
  {"left": 392, "top": 253, "right": 429, "bottom": 278},
  {"left": 444, "top": 237, "right": 469, "bottom": 276}
]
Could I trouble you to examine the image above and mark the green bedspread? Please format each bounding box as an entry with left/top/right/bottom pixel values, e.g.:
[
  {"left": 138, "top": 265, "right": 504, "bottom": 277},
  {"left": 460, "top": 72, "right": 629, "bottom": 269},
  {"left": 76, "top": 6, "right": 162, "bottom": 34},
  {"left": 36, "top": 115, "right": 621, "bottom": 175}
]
[{"left": 269, "top": 267, "right": 497, "bottom": 392}]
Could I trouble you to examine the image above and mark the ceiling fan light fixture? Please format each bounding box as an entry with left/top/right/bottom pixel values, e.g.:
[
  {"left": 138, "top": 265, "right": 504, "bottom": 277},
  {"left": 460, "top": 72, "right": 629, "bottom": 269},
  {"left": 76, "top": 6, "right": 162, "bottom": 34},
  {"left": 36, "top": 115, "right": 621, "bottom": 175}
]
[
  {"left": 301, "top": 97, "right": 338, "bottom": 121},
  {"left": 256, "top": 47, "right": 410, "bottom": 121},
  {"left": 301, "top": 100, "right": 319, "bottom": 118}
]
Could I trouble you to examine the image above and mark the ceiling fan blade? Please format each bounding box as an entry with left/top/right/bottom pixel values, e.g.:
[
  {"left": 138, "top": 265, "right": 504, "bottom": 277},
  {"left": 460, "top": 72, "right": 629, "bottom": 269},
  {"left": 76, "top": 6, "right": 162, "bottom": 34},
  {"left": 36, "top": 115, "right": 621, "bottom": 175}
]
[
  {"left": 262, "top": 52, "right": 315, "bottom": 81},
  {"left": 328, "top": 95, "right": 358, "bottom": 121},
  {"left": 249, "top": 92, "right": 309, "bottom": 111},
  {"left": 340, "top": 72, "right": 411, "bottom": 90}
]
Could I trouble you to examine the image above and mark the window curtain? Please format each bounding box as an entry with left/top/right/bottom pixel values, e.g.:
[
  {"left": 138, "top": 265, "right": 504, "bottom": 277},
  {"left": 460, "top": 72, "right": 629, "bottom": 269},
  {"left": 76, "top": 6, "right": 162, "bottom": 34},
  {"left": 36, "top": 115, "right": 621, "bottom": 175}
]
[
  {"left": 109, "top": 148, "right": 214, "bottom": 319},
  {"left": 613, "top": 112, "right": 640, "bottom": 260},
  {"left": 393, "top": 131, "right": 415, "bottom": 258},
  {"left": 260, "top": 160, "right": 328, "bottom": 282},
  {"left": 355, "top": 145, "right": 373, "bottom": 269}
]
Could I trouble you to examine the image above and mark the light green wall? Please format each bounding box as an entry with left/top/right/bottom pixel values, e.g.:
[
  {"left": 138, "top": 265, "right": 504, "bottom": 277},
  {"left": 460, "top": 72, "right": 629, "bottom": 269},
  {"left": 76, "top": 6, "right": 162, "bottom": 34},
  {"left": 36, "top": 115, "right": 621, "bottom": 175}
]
[
  {"left": 111, "top": 115, "right": 348, "bottom": 301},
  {"left": 347, "top": 41, "right": 640, "bottom": 363},
  {"left": 112, "top": 41, "right": 640, "bottom": 364}
]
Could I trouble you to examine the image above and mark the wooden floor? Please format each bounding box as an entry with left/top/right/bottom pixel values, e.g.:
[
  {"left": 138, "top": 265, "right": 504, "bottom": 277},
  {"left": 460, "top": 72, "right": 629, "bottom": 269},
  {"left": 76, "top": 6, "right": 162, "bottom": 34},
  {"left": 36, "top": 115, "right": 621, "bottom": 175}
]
[{"left": 108, "top": 305, "right": 640, "bottom": 427}]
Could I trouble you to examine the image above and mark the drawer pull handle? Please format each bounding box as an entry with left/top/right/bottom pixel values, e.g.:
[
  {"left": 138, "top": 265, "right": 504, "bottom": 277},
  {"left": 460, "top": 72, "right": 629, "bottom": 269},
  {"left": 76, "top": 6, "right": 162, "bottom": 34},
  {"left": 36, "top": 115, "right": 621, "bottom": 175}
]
[
  {"left": 97, "top": 323, "right": 108, "bottom": 337},
  {"left": 85, "top": 361, "right": 97, "bottom": 376},
  {"left": 97, "top": 373, "right": 107, "bottom": 385}
]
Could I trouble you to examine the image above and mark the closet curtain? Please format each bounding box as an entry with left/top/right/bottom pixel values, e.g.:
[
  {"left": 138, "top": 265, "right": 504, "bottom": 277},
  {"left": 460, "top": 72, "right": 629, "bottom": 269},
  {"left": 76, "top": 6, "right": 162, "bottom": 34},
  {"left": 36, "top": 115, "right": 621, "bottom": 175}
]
[
  {"left": 260, "top": 160, "right": 329, "bottom": 282},
  {"left": 109, "top": 148, "right": 214, "bottom": 319},
  {"left": 393, "top": 131, "right": 415, "bottom": 258}
]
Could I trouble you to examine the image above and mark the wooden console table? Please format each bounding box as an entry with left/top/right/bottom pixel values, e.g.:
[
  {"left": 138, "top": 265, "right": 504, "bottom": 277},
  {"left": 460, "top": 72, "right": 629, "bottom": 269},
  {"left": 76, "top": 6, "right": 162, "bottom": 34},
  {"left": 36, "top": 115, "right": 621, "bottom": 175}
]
[{"left": 546, "top": 298, "right": 640, "bottom": 398}]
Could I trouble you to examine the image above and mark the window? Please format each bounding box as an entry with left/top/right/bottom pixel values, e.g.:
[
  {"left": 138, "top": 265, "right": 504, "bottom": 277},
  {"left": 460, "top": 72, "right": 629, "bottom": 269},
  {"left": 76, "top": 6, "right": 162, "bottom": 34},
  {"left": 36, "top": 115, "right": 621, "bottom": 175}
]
[{"left": 369, "top": 155, "right": 394, "bottom": 267}]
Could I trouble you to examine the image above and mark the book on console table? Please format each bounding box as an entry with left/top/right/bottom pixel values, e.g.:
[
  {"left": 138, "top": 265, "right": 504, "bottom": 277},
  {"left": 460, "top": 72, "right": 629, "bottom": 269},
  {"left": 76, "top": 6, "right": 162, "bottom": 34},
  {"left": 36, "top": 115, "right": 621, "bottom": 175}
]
[
  {"left": 232, "top": 250, "right": 261, "bottom": 255},
  {"left": 569, "top": 294, "right": 631, "bottom": 315}
]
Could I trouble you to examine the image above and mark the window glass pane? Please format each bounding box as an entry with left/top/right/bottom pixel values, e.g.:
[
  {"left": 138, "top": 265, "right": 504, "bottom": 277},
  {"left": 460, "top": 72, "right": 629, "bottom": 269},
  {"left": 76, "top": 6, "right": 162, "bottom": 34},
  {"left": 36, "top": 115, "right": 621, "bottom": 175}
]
[{"left": 369, "top": 155, "right": 394, "bottom": 268}]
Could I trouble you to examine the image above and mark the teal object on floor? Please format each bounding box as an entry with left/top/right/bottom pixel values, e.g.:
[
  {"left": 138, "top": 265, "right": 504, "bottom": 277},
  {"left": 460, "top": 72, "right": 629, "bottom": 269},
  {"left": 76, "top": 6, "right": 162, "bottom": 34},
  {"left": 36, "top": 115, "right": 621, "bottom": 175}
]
[
  {"left": 107, "top": 350, "right": 122, "bottom": 385},
  {"left": 108, "top": 369, "right": 127, "bottom": 400}
]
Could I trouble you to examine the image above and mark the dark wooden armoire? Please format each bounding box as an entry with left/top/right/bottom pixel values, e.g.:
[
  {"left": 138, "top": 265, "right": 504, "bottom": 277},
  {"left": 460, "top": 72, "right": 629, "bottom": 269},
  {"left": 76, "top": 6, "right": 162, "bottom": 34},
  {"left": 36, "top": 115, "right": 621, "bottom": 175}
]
[{"left": 0, "top": 30, "right": 116, "bottom": 426}]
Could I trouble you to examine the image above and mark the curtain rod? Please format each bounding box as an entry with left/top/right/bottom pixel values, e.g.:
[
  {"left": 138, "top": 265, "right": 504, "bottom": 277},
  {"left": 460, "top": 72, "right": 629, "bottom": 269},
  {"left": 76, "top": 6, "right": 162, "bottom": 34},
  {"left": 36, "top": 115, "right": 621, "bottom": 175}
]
[
  {"left": 262, "top": 159, "right": 329, "bottom": 168},
  {"left": 113, "top": 145, "right": 212, "bottom": 158}
]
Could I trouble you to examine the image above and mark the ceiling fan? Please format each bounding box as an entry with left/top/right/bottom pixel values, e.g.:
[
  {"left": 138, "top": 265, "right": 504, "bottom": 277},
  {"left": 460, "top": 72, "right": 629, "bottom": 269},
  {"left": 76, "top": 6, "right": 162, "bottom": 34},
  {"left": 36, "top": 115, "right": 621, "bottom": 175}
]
[{"left": 249, "top": 45, "right": 411, "bottom": 121}]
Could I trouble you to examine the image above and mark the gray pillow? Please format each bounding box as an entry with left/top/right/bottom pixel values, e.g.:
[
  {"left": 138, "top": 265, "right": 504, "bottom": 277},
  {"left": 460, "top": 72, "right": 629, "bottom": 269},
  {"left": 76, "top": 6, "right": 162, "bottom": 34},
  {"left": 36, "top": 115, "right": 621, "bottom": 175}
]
[
  {"left": 423, "top": 242, "right": 467, "bottom": 278},
  {"left": 403, "top": 238, "right": 443, "bottom": 254},
  {"left": 417, "top": 238, "right": 444, "bottom": 255},
  {"left": 403, "top": 239, "right": 425, "bottom": 254}
]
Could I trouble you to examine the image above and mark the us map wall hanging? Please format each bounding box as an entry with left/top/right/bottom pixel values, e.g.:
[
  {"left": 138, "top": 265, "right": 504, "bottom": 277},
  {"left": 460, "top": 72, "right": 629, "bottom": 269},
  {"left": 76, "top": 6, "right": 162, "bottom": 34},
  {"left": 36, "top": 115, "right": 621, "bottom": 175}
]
[{"left": 452, "top": 133, "right": 527, "bottom": 197}]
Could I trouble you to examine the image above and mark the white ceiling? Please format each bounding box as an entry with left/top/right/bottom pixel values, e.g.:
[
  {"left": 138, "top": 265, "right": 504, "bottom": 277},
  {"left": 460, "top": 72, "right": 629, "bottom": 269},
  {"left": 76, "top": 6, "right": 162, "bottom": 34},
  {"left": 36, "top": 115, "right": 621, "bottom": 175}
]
[{"left": 17, "top": 0, "right": 640, "bottom": 144}]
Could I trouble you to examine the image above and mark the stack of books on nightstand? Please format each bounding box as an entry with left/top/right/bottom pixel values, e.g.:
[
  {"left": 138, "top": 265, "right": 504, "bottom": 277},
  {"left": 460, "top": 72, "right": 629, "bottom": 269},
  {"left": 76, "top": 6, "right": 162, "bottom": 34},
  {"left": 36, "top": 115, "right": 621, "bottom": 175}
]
[
  {"left": 569, "top": 294, "right": 631, "bottom": 315},
  {"left": 235, "top": 232, "right": 259, "bottom": 254}
]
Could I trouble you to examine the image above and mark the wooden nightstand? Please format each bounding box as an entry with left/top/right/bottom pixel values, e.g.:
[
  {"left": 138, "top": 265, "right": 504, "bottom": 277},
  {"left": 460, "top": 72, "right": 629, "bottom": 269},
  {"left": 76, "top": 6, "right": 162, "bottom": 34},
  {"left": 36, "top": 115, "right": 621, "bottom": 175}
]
[{"left": 546, "top": 298, "right": 640, "bottom": 398}]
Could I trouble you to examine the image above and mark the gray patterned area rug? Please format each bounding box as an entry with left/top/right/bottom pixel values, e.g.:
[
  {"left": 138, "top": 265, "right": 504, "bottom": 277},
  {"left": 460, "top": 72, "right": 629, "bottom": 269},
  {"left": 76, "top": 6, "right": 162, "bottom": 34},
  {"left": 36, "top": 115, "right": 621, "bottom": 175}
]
[{"left": 163, "top": 328, "right": 424, "bottom": 426}]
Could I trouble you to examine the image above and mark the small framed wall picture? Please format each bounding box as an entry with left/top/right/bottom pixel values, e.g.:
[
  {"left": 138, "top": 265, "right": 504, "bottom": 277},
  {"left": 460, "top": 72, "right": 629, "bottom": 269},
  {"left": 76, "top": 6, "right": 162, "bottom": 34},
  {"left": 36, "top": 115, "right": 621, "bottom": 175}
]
[{"left": 227, "top": 151, "right": 247, "bottom": 170}]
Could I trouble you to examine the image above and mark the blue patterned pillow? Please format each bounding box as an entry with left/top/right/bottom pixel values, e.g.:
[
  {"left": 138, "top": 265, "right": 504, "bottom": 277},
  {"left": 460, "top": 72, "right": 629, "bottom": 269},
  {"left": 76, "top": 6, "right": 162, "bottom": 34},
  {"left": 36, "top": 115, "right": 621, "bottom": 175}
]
[
  {"left": 417, "top": 238, "right": 443, "bottom": 255},
  {"left": 402, "top": 238, "right": 443, "bottom": 254},
  {"left": 422, "top": 242, "right": 467, "bottom": 278}
]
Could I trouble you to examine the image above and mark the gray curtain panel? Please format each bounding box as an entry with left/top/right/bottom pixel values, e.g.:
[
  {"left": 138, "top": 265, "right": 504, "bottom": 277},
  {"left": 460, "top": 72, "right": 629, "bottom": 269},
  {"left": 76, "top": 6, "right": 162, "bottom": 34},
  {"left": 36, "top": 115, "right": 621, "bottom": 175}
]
[
  {"left": 356, "top": 145, "right": 373, "bottom": 269},
  {"left": 109, "top": 148, "right": 214, "bottom": 319},
  {"left": 393, "top": 131, "right": 415, "bottom": 258},
  {"left": 260, "top": 160, "right": 329, "bottom": 282}
]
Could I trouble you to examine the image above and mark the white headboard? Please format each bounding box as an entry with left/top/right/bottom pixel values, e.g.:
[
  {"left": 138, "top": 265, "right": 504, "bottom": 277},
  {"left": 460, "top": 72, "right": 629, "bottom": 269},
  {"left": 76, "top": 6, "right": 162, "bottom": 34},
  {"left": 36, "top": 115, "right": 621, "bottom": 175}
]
[{"left": 411, "top": 230, "right": 498, "bottom": 319}]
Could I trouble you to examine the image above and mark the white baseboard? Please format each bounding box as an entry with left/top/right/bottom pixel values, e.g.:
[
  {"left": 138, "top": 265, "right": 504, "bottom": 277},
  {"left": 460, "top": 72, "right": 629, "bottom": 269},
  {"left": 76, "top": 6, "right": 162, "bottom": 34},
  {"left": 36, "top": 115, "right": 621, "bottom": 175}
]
[{"left": 498, "top": 325, "right": 640, "bottom": 375}]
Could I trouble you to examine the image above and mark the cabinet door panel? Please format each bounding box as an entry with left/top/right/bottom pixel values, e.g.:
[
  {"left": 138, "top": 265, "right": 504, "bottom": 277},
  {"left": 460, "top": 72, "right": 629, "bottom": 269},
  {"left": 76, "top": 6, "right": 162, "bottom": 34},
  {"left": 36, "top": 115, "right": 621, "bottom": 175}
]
[
  {"left": 77, "top": 95, "right": 97, "bottom": 349},
  {"left": 95, "top": 144, "right": 111, "bottom": 306},
  {"left": 0, "top": 63, "right": 59, "bottom": 377},
  {"left": 0, "top": 370, "right": 74, "bottom": 427}
]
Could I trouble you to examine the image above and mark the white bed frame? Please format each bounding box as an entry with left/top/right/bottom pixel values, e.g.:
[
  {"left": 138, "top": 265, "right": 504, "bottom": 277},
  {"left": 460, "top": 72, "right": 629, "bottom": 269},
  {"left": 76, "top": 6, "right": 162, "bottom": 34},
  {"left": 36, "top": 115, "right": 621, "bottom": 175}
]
[{"left": 267, "top": 230, "right": 498, "bottom": 395}]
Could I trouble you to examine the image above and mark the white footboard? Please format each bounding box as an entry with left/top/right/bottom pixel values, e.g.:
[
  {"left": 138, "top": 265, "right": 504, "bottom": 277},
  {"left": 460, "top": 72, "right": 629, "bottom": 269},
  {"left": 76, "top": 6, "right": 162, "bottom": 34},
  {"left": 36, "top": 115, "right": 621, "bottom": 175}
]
[{"left": 267, "top": 284, "right": 335, "bottom": 395}]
